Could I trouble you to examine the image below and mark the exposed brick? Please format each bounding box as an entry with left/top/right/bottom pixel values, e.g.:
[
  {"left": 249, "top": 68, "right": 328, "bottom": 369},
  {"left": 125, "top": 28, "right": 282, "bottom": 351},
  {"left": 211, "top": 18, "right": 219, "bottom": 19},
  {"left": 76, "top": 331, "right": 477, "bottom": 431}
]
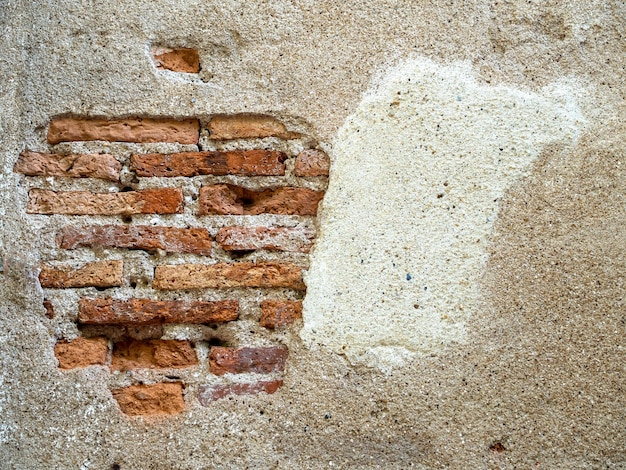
[
  {"left": 153, "top": 262, "right": 305, "bottom": 290},
  {"left": 47, "top": 117, "right": 199, "bottom": 144},
  {"left": 58, "top": 225, "right": 211, "bottom": 255},
  {"left": 14, "top": 150, "right": 121, "bottom": 181},
  {"left": 130, "top": 150, "right": 287, "bottom": 177},
  {"left": 209, "top": 346, "right": 288, "bottom": 375},
  {"left": 294, "top": 149, "right": 331, "bottom": 177},
  {"left": 260, "top": 300, "right": 303, "bottom": 329},
  {"left": 27, "top": 188, "right": 184, "bottom": 215},
  {"left": 216, "top": 226, "right": 315, "bottom": 253},
  {"left": 198, "top": 380, "right": 283, "bottom": 404},
  {"left": 208, "top": 114, "right": 299, "bottom": 140},
  {"left": 78, "top": 298, "right": 238, "bottom": 325},
  {"left": 152, "top": 47, "right": 200, "bottom": 73},
  {"left": 55, "top": 337, "right": 108, "bottom": 369},
  {"left": 111, "top": 339, "right": 197, "bottom": 371},
  {"left": 198, "top": 184, "right": 324, "bottom": 216},
  {"left": 111, "top": 383, "right": 184, "bottom": 416},
  {"left": 43, "top": 299, "right": 55, "bottom": 319},
  {"left": 39, "top": 260, "right": 123, "bottom": 289}
]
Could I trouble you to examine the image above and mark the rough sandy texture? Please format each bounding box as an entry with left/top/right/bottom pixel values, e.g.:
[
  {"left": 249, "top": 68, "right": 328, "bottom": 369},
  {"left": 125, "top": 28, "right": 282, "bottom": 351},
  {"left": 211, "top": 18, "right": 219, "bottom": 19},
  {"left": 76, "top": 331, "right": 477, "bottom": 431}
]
[{"left": 1, "top": 1, "right": 625, "bottom": 468}]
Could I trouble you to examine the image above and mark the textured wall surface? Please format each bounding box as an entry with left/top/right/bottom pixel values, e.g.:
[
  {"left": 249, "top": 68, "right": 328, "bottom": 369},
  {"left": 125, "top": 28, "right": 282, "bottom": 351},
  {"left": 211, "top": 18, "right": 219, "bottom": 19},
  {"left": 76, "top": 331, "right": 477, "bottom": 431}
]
[{"left": 1, "top": 1, "right": 625, "bottom": 468}]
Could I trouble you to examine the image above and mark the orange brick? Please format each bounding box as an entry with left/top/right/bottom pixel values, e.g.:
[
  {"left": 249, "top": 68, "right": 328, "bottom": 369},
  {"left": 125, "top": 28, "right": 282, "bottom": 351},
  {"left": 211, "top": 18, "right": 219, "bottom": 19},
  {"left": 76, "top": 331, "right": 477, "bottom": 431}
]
[
  {"left": 294, "top": 149, "right": 331, "bottom": 177},
  {"left": 78, "top": 298, "right": 239, "bottom": 325},
  {"left": 111, "top": 383, "right": 184, "bottom": 416},
  {"left": 216, "top": 226, "right": 315, "bottom": 253},
  {"left": 58, "top": 225, "right": 212, "bottom": 255},
  {"left": 27, "top": 188, "right": 183, "bottom": 215},
  {"left": 130, "top": 150, "right": 287, "bottom": 177},
  {"left": 153, "top": 262, "right": 305, "bottom": 290},
  {"left": 152, "top": 47, "right": 200, "bottom": 73},
  {"left": 208, "top": 114, "right": 299, "bottom": 140},
  {"left": 39, "top": 260, "right": 123, "bottom": 289},
  {"left": 111, "top": 340, "right": 197, "bottom": 371},
  {"left": 209, "top": 346, "right": 288, "bottom": 375},
  {"left": 54, "top": 337, "right": 108, "bottom": 369},
  {"left": 14, "top": 150, "right": 121, "bottom": 181},
  {"left": 198, "top": 380, "right": 283, "bottom": 404},
  {"left": 260, "top": 300, "right": 303, "bottom": 328},
  {"left": 198, "top": 184, "right": 324, "bottom": 216},
  {"left": 47, "top": 117, "right": 199, "bottom": 144}
]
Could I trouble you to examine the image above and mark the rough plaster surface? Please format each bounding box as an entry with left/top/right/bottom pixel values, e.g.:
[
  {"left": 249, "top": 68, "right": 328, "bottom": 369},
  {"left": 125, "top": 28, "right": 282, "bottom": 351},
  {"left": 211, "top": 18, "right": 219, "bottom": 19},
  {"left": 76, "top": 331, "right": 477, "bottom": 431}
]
[
  {"left": 1, "top": 1, "right": 625, "bottom": 468},
  {"left": 302, "top": 58, "right": 587, "bottom": 368}
]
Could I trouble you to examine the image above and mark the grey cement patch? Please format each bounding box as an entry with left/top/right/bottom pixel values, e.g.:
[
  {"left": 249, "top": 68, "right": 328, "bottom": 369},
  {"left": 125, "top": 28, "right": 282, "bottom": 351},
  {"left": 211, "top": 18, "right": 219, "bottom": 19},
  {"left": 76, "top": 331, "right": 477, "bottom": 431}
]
[{"left": 302, "top": 57, "right": 587, "bottom": 368}]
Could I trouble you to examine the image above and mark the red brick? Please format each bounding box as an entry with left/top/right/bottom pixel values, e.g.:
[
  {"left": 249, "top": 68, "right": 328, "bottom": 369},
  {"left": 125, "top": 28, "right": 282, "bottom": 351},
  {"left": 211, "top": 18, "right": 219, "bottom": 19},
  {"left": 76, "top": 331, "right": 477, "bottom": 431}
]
[
  {"left": 208, "top": 114, "right": 299, "bottom": 140},
  {"left": 55, "top": 337, "right": 109, "bottom": 369},
  {"left": 294, "top": 149, "right": 331, "bottom": 177},
  {"left": 260, "top": 300, "right": 303, "bottom": 328},
  {"left": 78, "top": 298, "right": 238, "bottom": 325},
  {"left": 198, "top": 184, "right": 324, "bottom": 216},
  {"left": 152, "top": 47, "right": 200, "bottom": 73},
  {"left": 130, "top": 150, "right": 287, "bottom": 177},
  {"left": 27, "top": 188, "right": 183, "bottom": 215},
  {"left": 58, "top": 225, "right": 211, "bottom": 255},
  {"left": 47, "top": 117, "right": 199, "bottom": 144},
  {"left": 111, "top": 383, "right": 184, "bottom": 416},
  {"left": 153, "top": 262, "right": 305, "bottom": 290},
  {"left": 39, "top": 260, "right": 123, "bottom": 288},
  {"left": 111, "top": 340, "right": 197, "bottom": 371},
  {"left": 198, "top": 380, "right": 283, "bottom": 404},
  {"left": 14, "top": 150, "right": 121, "bottom": 181},
  {"left": 209, "top": 346, "right": 288, "bottom": 375},
  {"left": 43, "top": 299, "right": 55, "bottom": 319},
  {"left": 216, "top": 226, "right": 315, "bottom": 253}
]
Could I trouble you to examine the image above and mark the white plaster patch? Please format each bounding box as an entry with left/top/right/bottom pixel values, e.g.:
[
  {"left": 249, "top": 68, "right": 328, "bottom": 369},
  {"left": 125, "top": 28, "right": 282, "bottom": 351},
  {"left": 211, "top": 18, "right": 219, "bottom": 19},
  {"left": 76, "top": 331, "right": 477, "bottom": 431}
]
[{"left": 301, "top": 57, "right": 586, "bottom": 369}]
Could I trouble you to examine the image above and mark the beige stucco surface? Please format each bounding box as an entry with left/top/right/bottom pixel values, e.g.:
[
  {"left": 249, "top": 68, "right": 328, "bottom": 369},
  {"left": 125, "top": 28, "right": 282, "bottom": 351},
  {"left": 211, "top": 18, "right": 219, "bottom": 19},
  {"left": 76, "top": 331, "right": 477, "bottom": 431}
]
[{"left": 1, "top": 1, "right": 625, "bottom": 468}]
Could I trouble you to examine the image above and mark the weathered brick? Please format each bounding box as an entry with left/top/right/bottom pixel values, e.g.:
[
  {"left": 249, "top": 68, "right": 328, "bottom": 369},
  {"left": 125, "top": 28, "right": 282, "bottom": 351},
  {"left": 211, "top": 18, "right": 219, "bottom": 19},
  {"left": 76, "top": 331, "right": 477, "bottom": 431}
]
[
  {"left": 198, "top": 380, "right": 283, "bottom": 404},
  {"left": 78, "top": 298, "right": 239, "bottom": 325},
  {"left": 55, "top": 337, "right": 109, "bottom": 369},
  {"left": 130, "top": 150, "right": 287, "bottom": 177},
  {"left": 198, "top": 184, "right": 324, "bottom": 216},
  {"left": 294, "top": 149, "right": 331, "bottom": 177},
  {"left": 111, "top": 339, "right": 197, "bottom": 371},
  {"left": 260, "top": 300, "right": 303, "bottom": 329},
  {"left": 47, "top": 117, "right": 199, "bottom": 144},
  {"left": 111, "top": 383, "right": 184, "bottom": 416},
  {"left": 152, "top": 47, "right": 200, "bottom": 73},
  {"left": 216, "top": 226, "right": 315, "bottom": 253},
  {"left": 208, "top": 114, "right": 299, "bottom": 140},
  {"left": 209, "top": 346, "right": 288, "bottom": 375},
  {"left": 153, "top": 262, "right": 305, "bottom": 290},
  {"left": 43, "top": 299, "right": 55, "bottom": 319},
  {"left": 14, "top": 150, "right": 121, "bottom": 181},
  {"left": 27, "top": 188, "right": 184, "bottom": 215},
  {"left": 58, "top": 225, "right": 211, "bottom": 255},
  {"left": 39, "top": 260, "right": 123, "bottom": 289}
]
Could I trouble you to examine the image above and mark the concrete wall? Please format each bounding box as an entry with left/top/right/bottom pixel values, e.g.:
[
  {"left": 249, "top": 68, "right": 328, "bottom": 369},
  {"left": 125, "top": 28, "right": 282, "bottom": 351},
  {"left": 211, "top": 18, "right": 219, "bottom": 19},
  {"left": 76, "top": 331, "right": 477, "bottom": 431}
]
[{"left": 1, "top": 1, "right": 624, "bottom": 468}]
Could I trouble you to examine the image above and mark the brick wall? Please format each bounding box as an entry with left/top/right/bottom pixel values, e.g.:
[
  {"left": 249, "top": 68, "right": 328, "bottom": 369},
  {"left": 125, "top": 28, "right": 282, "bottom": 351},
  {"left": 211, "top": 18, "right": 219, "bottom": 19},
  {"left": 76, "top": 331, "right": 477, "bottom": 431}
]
[{"left": 17, "top": 96, "right": 330, "bottom": 415}]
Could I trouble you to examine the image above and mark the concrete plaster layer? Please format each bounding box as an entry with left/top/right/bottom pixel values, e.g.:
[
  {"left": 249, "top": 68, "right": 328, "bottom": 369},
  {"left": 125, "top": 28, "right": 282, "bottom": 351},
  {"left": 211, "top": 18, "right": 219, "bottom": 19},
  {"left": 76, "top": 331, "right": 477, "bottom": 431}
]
[{"left": 1, "top": 1, "right": 625, "bottom": 468}]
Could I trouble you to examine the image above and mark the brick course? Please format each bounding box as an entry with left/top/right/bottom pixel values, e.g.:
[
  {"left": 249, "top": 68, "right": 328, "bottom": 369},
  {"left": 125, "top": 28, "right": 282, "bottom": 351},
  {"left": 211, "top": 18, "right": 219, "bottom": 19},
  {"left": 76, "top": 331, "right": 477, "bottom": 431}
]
[
  {"left": 39, "top": 260, "right": 123, "bottom": 289},
  {"left": 78, "top": 298, "right": 239, "bottom": 325},
  {"left": 260, "top": 300, "right": 303, "bottom": 328},
  {"left": 111, "top": 339, "right": 197, "bottom": 371},
  {"left": 198, "top": 184, "right": 324, "bottom": 216},
  {"left": 130, "top": 150, "right": 287, "bottom": 177},
  {"left": 198, "top": 380, "right": 283, "bottom": 403},
  {"left": 153, "top": 262, "right": 305, "bottom": 290},
  {"left": 111, "top": 383, "right": 185, "bottom": 416},
  {"left": 27, "top": 188, "right": 184, "bottom": 215},
  {"left": 47, "top": 117, "right": 199, "bottom": 144},
  {"left": 58, "top": 225, "right": 212, "bottom": 255},
  {"left": 208, "top": 114, "right": 298, "bottom": 140},
  {"left": 54, "top": 337, "right": 109, "bottom": 369},
  {"left": 152, "top": 47, "right": 200, "bottom": 73},
  {"left": 209, "top": 346, "right": 288, "bottom": 375},
  {"left": 216, "top": 226, "right": 315, "bottom": 253},
  {"left": 15, "top": 150, "right": 121, "bottom": 181}
]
